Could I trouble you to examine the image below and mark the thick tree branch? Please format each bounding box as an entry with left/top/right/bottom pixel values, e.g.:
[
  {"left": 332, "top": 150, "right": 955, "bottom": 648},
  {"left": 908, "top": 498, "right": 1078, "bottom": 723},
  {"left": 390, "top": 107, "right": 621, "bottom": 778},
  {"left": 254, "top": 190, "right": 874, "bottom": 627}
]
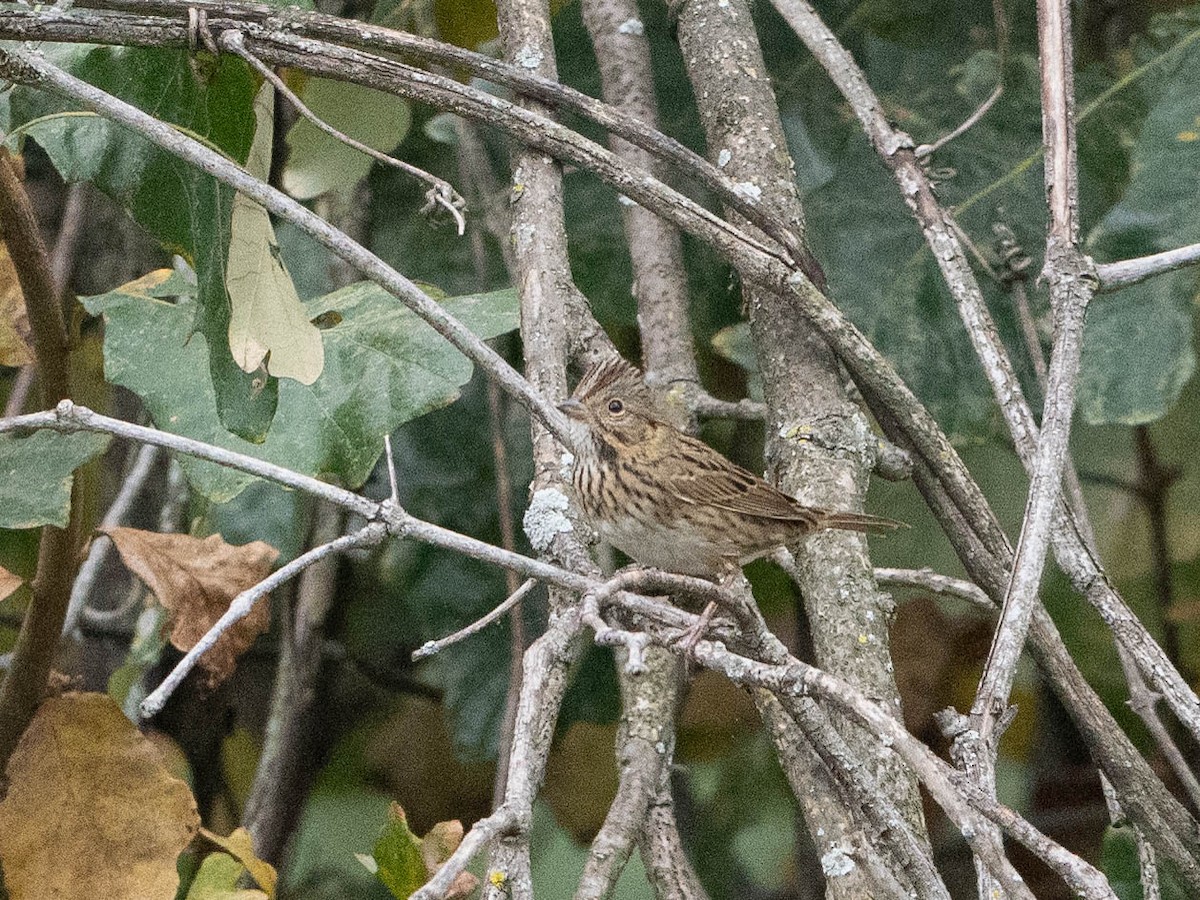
[
  {"left": 973, "top": 0, "right": 1094, "bottom": 743},
  {"left": 486, "top": 2, "right": 598, "bottom": 896},
  {"left": 0, "top": 148, "right": 82, "bottom": 768},
  {"left": 575, "top": 645, "right": 684, "bottom": 900},
  {"left": 581, "top": 0, "right": 698, "bottom": 404},
  {"left": 766, "top": 0, "right": 1200, "bottom": 792},
  {"left": 673, "top": 4, "right": 928, "bottom": 877},
  {"left": 638, "top": 788, "right": 711, "bottom": 900}
]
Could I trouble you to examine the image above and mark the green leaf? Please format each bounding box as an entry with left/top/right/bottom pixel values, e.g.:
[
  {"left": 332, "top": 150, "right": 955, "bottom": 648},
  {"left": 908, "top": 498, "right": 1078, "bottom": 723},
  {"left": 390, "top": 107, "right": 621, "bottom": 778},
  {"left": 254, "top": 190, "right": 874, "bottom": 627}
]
[
  {"left": 1078, "top": 280, "right": 1196, "bottom": 425},
  {"left": 804, "top": 142, "right": 1000, "bottom": 440},
  {"left": 82, "top": 275, "right": 519, "bottom": 501},
  {"left": 228, "top": 85, "right": 324, "bottom": 385},
  {"left": 344, "top": 375, "right": 532, "bottom": 760},
  {"left": 0, "top": 431, "right": 110, "bottom": 529},
  {"left": 185, "top": 852, "right": 266, "bottom": 900},
  {"left": 372, "top": 805, "right": 426, "bottom": 899},
  {"left": 11, "top": 45, "right": 277, "bottom": 440},
  {"left": 283, "top": 77, "right": 412, "bottom": 200},
  {"left": 1082, "top": 37, "right": 1200, "bottom": 424},
  {"left": 283, "top": 786, "right": 393, "bottom": 895}
]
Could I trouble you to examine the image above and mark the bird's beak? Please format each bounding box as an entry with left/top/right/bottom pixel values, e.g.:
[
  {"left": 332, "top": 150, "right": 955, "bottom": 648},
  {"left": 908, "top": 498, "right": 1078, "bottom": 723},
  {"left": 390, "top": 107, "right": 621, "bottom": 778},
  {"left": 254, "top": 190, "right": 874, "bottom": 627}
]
[{"left": 557, "top": 398, "right": 587, "bottom": 421}]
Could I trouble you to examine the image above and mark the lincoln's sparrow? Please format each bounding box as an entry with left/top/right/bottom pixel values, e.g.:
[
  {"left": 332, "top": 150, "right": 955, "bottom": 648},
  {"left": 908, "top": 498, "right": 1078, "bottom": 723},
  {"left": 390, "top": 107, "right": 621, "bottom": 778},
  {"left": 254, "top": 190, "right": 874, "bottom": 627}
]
[{"left": 558, "top": 356, "right": 901, "bottom": 577}]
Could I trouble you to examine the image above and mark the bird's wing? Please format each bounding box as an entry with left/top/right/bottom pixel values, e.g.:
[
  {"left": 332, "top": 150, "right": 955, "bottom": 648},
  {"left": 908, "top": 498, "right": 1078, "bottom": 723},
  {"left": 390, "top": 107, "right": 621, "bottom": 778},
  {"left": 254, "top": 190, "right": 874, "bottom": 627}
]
[{"left": 663, "top": 432, "right": 823, "bottom": 526}]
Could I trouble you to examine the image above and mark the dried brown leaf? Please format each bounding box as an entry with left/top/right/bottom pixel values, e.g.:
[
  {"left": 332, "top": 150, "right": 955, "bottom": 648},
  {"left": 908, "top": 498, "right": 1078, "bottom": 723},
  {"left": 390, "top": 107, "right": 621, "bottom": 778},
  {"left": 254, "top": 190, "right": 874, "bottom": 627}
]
[
  {"left": 0, "top": 239, "right": 33, "bottom": 367},
  {"left": 1167, "top": 598, "right": 1200, "bottom": 623},
  {"left": 0, "top": 563, "right": 23, "bottom": 602},
  {"left": 420, "top": 819, "right": 475, "bottom": 899},
  {"left": 0, "top": 692, "right": 200, "bottom": 900},
  {"left": 102, "top": 527, "right": 279, "bottom": 686}
]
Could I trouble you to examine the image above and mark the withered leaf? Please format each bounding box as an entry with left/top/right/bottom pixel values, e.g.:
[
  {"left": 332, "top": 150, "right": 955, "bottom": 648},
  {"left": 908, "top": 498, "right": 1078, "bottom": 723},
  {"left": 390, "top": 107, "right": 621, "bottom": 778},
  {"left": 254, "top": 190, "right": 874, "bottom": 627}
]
[
  {"left": 0, "top": 239, "right": 33, "bottom": 368},
  {"left": 102, "top": 527, "right": 279, "bottom": 686},
  {"left": 0, "top": 563, "right": 23, "bottom": 602},
  {"left": 0, "top": 692, "right": 200, "bottom": 900}
]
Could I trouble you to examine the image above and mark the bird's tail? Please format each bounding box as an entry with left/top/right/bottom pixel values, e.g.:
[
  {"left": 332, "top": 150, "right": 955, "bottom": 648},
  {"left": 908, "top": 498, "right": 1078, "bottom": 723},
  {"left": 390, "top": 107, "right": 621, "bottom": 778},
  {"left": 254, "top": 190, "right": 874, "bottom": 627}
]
[{"left": 820, "top": 510, "right": 905, "bottom": 534}]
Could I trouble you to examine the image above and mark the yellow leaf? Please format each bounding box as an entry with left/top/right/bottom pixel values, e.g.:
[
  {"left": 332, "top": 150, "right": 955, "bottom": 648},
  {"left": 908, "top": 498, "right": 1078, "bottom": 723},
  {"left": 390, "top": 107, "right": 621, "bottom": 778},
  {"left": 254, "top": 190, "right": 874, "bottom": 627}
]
[
  {"left": 199, "top": 827, "right": 277, "bottom": 897},
  {"left": 227, "top": 83, "right": 324, "bottom": 385},
  {"left": 0, "top": 693, "right": 199, "bottom": 900},
  {"left": 113, "top": 268, "right": 175, "bottom": 297},
  {"left": 0, "top": 239, "right": 33, "bottom": 367},
  {"left": 102, "top": 526, "right": 278, "bottom": 687},
  {"left": 282, "top": 77, "right": 410, "bottom": 200}
]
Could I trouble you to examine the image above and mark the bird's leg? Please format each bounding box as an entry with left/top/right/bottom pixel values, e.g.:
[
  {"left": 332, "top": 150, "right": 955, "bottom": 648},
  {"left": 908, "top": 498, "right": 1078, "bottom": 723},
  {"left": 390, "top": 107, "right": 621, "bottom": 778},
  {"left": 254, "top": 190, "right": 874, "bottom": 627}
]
[
  {"left": 675, "top": 561, "right": 741, "bottom": 657},
  {"left": 677, "top": 600, "right": 719, "bottom": 658}
]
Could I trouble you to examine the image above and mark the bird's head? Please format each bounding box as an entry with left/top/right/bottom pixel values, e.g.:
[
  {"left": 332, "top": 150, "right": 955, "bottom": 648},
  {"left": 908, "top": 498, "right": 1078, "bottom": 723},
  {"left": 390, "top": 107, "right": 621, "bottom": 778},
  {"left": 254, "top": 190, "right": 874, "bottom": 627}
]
[{"left": 558, "top": 356, "right": 659, "bottom": 449}]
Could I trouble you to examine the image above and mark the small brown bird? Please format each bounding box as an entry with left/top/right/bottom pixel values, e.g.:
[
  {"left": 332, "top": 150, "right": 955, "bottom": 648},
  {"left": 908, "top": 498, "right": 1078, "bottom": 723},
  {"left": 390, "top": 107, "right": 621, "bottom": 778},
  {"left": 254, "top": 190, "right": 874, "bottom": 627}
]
[{"left": 558, "top": 356, "right": 901, "bottom": 576}]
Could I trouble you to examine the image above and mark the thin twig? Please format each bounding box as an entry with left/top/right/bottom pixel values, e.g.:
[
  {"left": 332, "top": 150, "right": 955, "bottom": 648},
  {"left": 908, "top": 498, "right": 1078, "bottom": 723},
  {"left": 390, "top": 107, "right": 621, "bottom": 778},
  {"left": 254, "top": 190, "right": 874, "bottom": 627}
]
[
  {"left": 140, "top": 521, "right": 387, "bottom": 717},
  {"left": 1099, "top": 774, "right": 1162, "bottom": 900},
  {"left": 411, "top": 807, "right": 520, "bottom": 900},
  {"left": 2, "top": 366, "right": 35, "bottom": 418},
  {"left": 1133, "top": 427, "right": 1186, "bottom": 668},
  {"left": 69, "top": 0, "right": 808, "bottom": 263},
  {"left": 383, "top": 433, "right": 399, "bottom": 504},
  {"left": 1115, "top": 644, "right": 1200, "bottom": 815},
  {"left": 688, "top": 391, "right": 766, "bottom": 421},
  {"left": 916, "top": 82, "right": 1003, "bottom": 159},
  {"left": 973, "top": 0, "right": 1094, "bottom": 745},
  {"left": 915, "top": 0, "right": 1008, "bottom": 158},
  {"left": 1096, "top": 241, "right": 1200, "bottom": 291},
  {"left": 412, "top": 579, "right": 537, "bottom": 661},
  {"left": 49, "top": 180, "right": 87, "bottom": 294},
  {"left": 62, "top": 441, "right": 160, "bottom": 637},
  {"left": 873, "top": 566, "right": 992, "bottom": 611},
  {"left": 0, "top": 404, "right": 618, "bottom": 598},
  {"left": 683, "top": 638, "right": 1116, "bottom": 900},
  {"left": 1004, "top": 243, "right": 1099, "bottom": 553},
  {"left": 218, "top": 29, "right": 466, "bottom": 235}
]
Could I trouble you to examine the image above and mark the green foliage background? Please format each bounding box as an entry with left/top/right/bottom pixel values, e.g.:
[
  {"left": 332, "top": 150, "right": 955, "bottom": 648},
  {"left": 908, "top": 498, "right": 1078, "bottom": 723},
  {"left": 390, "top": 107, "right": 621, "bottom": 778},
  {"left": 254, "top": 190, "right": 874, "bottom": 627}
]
[{"left": 2, "top": 0, "right": 1200, "bottom": 897}]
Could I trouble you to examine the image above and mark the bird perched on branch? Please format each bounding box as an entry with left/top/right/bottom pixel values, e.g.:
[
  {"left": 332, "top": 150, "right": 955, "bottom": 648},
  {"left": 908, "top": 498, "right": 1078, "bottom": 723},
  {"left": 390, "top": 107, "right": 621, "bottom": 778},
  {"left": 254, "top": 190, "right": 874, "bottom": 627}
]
[{"left": 558, "top": 355, "right": 901, "bottom": 577}]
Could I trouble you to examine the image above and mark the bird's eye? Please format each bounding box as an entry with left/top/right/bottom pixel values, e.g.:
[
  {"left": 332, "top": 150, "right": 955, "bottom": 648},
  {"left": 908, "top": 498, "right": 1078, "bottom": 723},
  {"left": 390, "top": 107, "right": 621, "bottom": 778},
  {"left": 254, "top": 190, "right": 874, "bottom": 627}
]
[{"left": 607, "top": 399, "right": 624, "bottom": 414}]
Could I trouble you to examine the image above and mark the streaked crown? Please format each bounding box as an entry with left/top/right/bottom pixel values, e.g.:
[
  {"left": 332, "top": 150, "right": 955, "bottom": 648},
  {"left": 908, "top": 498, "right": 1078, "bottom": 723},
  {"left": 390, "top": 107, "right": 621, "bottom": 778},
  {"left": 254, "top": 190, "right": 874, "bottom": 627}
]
[
  {"left": 560, "top": 356, "right": 659, "bottom": 446},
  {"left": 573, "top": 356, "right": 652, "bottom": 408}
]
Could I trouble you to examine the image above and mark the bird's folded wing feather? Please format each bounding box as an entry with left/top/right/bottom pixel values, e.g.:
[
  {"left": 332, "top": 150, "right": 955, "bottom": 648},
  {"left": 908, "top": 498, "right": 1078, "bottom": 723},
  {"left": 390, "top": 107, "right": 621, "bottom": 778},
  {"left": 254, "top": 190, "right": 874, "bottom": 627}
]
[{"left": 664, "top": 434, "right": 822, "bottom": 525}]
